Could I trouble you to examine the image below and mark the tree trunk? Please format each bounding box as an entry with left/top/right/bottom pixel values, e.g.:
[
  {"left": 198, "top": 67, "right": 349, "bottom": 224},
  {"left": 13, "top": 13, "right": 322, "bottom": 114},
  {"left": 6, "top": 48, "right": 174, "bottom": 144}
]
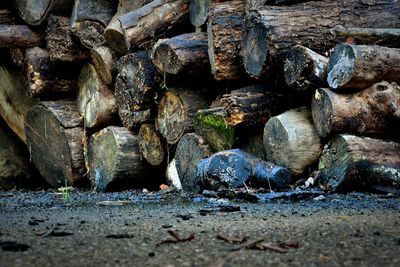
[
  {"left": 15, "top": 0, "right": 74, "bottom": 26},
  {"left": 242, "top": 0, "right": 400, "bottom": 78},
  {"left": 104, "top": 0, "right": 189, "bottom": 54},
  {"left": 46, "top": 16, "right": 89, "bottom": 62},
  {"left": 151, "top": 32, "right": 210, "bottom": 78},
  {"left": 91, "top": 46, "right": 118, "bottom": 85},
  {"left": 198, "top": 149, "right": 292, "bottom": 191},
  {"left": 311, "top": 81, "right": 400, "bottom": 139},
  {"left": 87, "top": 126, "right": 148, "bottom": 192},
  {"left": 0, "top": 66, "right": 39, "bottom": 143},
  {"left": 207, "top": 0, "right": 247, "bottom": 80},
  {"left": 263, "top": 107, "right": 322, "bottom": 176},
  {"left": 25, "top": 101, "right": 87, "bottom": 187},
  {"left": 77, "top": 63, "right": 118, "bottom": 129},
  {"left": 327, "top": 44, "right": 400, "bottom": 90},
  {"left": 156, "top": 87, "right": 213, "bottom": 144},
  {"left": 70, "top": 0, "right": 117, "bottom": 49},
  {"left": 138, "top": 123, "right": 166, "bottom": 166},
  {"left": 115, "top": 51, "right": 160, "bottom": 130},
  {"left": 25, "top": 47, "right": 78, "bottom": 98},
  {"left": 174, "top": 132, "right": 213, "bottom": 193},
  {"left": 284, "top": 45, "right": 328, "bottom": 92},
  {"left": 0, "top": 25, "right": 44, "bottom": 48},
  {"left": 319, "top": 134, "right": 400, "bottom": 192}
]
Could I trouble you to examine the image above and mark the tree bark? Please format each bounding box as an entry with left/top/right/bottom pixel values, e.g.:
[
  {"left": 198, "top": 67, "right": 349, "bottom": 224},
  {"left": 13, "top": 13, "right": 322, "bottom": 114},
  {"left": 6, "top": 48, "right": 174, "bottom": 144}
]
[
  {"left": 46, "top": 16, "right": 89, "bottom": 62},
  {"left": 0, "top": 25, "right": 44, "bottom": 48},
  {"left": 104, "top": 0, "right": 189, "bottom": 54},
  {"left": 91, "top": 46, "right": 118, "bottom": 85},
  {"left": 138, "top": 123, "right": 166, "bottom": 166},
  {"left": 25, "top": 101, "right": 87, "bottom": 187},
  {"left": 263, "top": 107, "right": 322, "bottom": 176},
  {"left": 115, "top": 51, "right": 161, "bottom": 130},
  {"left": 156, "top": 87, "right": 213, "bottom": 144},
  {"left": 15, "top": 0, "right": 74, "bottom": 26},
  {"left": 25, "top": 47, "right": 78, "bottom": 99},
  {"left": 87, "top": 126, "right": 148, "bottom": 192},
  {"left": 327, "top": 44, "right": 400, "bottom": 90},
  {"left": 70, "top": 0, "right": 117, "bottom": 48},
  {"left": 198, "top": 149, "right": 292, "bottom": 191},
  {"left": 311, "top": 81, "right": 400, "bottom": 139},
  {"left": 174, "top": 132, "right": 213, "bottom": 193},
  {"left": 151, "top": 32, "right": 210, "bottom": 77},
  {"left": 207, "top": 0, "right": 247, "bottom": 80},
  {"left": 242, "top": 0, "right": 400, "bottom": 78},
  {"left": 77, "top": 63, "right": 118, "bottom": 129},
  {"left": 319, "top": 134, "right": 400, "bottom": 192},
  {"left": 284, "top": 45, "right": 328, "bottom": 92},
  {"left": 0, "top": 66, "right": 39, "bottom": 143}
]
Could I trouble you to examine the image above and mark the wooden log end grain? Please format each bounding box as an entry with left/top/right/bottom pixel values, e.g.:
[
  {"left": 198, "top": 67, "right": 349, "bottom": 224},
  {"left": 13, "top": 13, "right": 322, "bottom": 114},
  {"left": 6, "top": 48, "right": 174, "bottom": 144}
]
[
  {"left": 91, "top": 46, "right": 118, "bottom": 85},
  {"left": 138, "top": 123, "right": 166, "bottom": 166}
]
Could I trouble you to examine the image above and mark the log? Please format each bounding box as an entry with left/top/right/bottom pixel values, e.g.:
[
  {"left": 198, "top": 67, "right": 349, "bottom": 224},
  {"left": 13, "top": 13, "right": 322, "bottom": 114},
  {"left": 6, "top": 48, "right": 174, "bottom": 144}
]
[
  {"left": 15, "top": 0, "right": 74, "bottom": 26},
  {"left": 138, "top": 123, "right": 166, "bottom": 166},
  {"left": 25, "top": 47, "right": 78, "bottom": 98},
  {"left": 197, "top": 149, "right": 292, "bottom": 191},
  {"left": 311, "top": 81, "right": 400, "bottom": 139},
  {"left": 319, "top": 134, "right": 400, "bottom": 192},
  {"left": 104, "top": 0, "right": 189, "bottom": 54},
  {"left": 156, "top": 87, "right": 213, "bottom": 144},
  {"left": 91, "top": 46, "right": 118, "bottom": 85},
  {"left": 284, "top": 45, "right": 328, "bottom": 92},
  {"left": 25, "top": 101, "right": 86, "bottom": 187},
  {"left": 189, "top": 0, "right": 209, "bottom": 27},
  {"left": 77, "top": 64, "right": 117, "bottom": 129},
  {"left": 9, "top": 48, "right": 25, "bottom": 68},
  {"left": 87, "top": 126, "right": 147, "bottom": 191},
  {"left": 327, "top": 44, "right": 400, "bottom": 90},
  {"left": 242, "top": 0, "right": 400, "bottom": 78},
  {"left": 0, "top": 66, "right": 39, "bottom": 143},
  {"left": 174, "top": 132, "right": 213, "bottom": 193},
  {"left": 0, "top": 25, "right": 44, "bottom": 48},
  {"left": 237, "top": 130, "right": 267, "bottom": 161},
  {"left": 115, "top": 51, "right": 160, "bottom": 130},
  {"left": 151, "top": 33, "right": 210, "bottom": 78},
  {"left": 70, "top": 0, "right": 117, "bottom": 48},
  {"left": 166, "top": 158, "right": 182, "bottom": 190},
  {"left": 246, "top": 0, "right": 320, "bottom": 9},
  {"left": 0, "top": 8, "right": 17, "bottom": 24},
  {"left": 46, "top": 16, "right": 89, "bottom": 62},
  {"left": 263, "top": 107, "right": 322, "bottom": 176},
  {"left": 207, "top": 0, "right": 247, "bottom": 80}
]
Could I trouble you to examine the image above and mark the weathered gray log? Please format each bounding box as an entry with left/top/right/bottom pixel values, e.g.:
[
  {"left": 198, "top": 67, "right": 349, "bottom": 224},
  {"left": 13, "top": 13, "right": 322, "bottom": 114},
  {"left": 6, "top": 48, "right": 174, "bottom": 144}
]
[
  {"left": 115, "top": 51, "right": 160, "bottom": 130},
  {"left": 25, "top": 101, "right": 86, "bottom": 187},
  {"left": 104, "top": 0, "right": 189, "bottom": 54},
  {"left": 16, "top": 0, "right": 74, "bottom": 26},
  {"left": 327, "top": 44, "right": 400, "bottom": 90},
  {"left": 174, "top": 132, "right": 213, "bottom": 193},
  {"left": 207, "top": 0, "right": 246, "bottom": 80},
  {"left": 70, "top": 0, "right": 117, "bottom": 48},
  {"left": 156, "top": 87, "right": 213, "bottom": 144},
  {"left": 319, "top": 134, "right": 400, "bottom": 192},
  {"left": 242, "top": 0, "right": 400, "bottom": 78},
  {"left": 25, "top": 47, "right": 78, "bottom": 98},
  {"left": 311, "top": 81, "right": 400, "bottom": 138},
  {"left": 0, "top": 66, "right": 39, "bottom": 143},
  {"left": 88, "top": 126, "right": 147, "bottom": 192},
  {"left": 138, "top": 123, "right": 166, "bottom": 166},
  {"left": 197, "top": 149, "right": 292, "bottom": 191},
  {"left": 263, "top": 107, "right": 322, "bottom": 176},
  {"left": 91, "top": 46, "right": 118, "bottom": 85},
  {"left": 189, "top": 0, "right": 209, "bottom": 27},
  {"left": 284, "top": 45, "right": 328, "bottom": 92},
  {"left": 77, "top": 64, "right": 117, "bottom": 128},
  {"left": 0, "top": 25, "right": 44, "bottom": 48},
  {"left": 46, "top": 16, "right": 89, "bottom": 62},
  {"left": 151, "top": 33, "right": 210, "bottom": 77}
]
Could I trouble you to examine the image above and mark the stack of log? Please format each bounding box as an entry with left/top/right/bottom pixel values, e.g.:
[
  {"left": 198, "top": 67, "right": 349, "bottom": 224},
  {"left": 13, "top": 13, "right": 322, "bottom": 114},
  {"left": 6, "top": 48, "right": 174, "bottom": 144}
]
[{"left": 0, "top": 0, "right": 399, "bottom": 193}]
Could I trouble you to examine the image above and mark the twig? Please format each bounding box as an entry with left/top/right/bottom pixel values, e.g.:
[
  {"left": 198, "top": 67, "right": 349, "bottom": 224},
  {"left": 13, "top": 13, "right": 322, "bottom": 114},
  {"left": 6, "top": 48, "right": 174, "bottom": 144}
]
[
  {"left": 230, "top": 238, "right": 264, "bottom": 251},
  {"left": 217, "top": 233, "right": 247, "bottom": 244},
  {"left": 157, "top": 230, "right": 195, "bottom": 246}
]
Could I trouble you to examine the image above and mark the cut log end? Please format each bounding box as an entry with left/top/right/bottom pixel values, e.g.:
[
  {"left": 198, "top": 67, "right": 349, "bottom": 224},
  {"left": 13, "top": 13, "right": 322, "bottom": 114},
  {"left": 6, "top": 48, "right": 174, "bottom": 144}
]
[
  {"left": 311, "top": 88, "right": 334, "bottom": 138},
  {"left": 103, "top": 21, "right": 129, "bottom": 54},
  {"left": 327, "top": 44, "right": 356, "bottom": 89},
  {"left": 91, "top": 46, "right": 117, "bottom": 85},
  {"left": 74, "top": 20, "right": 106, "bottom": 49},
  {"left": 138, "top": 124, "right": 165, "bottom": 166}
]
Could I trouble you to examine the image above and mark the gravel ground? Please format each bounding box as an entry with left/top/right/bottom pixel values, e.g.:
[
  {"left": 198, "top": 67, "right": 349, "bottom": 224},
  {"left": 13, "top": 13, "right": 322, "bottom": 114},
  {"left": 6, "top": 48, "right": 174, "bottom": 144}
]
[{"left": 0, "top": 190, "right": 399, "bottom": 267}]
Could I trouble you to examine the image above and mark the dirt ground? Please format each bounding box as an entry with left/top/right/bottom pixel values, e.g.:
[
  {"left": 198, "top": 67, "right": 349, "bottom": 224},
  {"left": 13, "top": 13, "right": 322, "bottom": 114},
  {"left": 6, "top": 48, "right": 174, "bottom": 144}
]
[{"left": 1, "top": 190, "right": 399, "bottom": 267}]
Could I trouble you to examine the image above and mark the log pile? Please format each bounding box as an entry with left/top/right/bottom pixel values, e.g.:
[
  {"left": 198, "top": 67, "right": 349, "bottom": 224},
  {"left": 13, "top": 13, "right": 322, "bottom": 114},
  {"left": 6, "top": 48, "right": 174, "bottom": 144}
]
[{"left": 0, "top": 0, "right": 399, "bottom": 193}]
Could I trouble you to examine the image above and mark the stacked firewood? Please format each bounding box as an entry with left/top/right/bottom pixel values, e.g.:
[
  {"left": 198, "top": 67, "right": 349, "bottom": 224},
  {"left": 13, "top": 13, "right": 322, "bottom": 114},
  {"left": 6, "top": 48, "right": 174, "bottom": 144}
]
[{"left": 0, "top": 0, "right": 399, "bottom": 193}]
